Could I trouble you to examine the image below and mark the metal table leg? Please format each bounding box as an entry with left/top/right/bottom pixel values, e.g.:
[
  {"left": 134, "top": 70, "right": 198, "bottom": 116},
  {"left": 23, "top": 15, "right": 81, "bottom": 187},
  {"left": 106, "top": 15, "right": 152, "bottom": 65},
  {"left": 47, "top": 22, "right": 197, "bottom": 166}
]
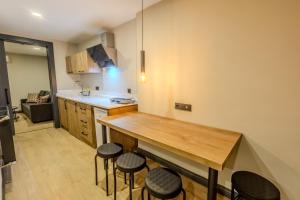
[
  {"left": 102, "top": 125, "right": 107, "bottom": 171},
  {"left": 207, "top": 168, "right": 218, "bottom": 200},
  {"left": 105, "top": 159, "right": 109, "bottom": 196},
  {"left": 102, "top": 125, "right": 107, "bottom": 144}
]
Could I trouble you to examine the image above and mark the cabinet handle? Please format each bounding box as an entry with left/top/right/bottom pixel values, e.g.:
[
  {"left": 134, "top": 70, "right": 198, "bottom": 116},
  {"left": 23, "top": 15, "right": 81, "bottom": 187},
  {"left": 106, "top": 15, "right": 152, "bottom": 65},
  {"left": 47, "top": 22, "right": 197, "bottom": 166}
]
[
  {"left": 80, "top": 120, "right": 87, "bottom": 124},
  {"left": 81, "top": 131, "right": 88, "bottom": 136},
  {"left": 64, "top": 100, "right": 67, "bottom": 110},
  {"left": 75, "top": 103, "right": 77, "bottom": 113}
]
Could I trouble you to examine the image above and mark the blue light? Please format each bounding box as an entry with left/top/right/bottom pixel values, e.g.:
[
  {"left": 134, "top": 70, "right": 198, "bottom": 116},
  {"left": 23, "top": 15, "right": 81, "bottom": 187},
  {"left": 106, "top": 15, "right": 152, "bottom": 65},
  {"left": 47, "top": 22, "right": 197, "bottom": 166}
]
[{"left": 106, "top": 66, "right": 118, "bottom": 78}]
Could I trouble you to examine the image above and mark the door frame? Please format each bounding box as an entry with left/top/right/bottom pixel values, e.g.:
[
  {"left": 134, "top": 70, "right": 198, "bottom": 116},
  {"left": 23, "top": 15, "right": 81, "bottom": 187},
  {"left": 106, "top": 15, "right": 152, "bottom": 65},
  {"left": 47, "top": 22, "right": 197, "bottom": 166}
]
[{"left": 0, "top": 33, "right": 60, "bottom": 128}]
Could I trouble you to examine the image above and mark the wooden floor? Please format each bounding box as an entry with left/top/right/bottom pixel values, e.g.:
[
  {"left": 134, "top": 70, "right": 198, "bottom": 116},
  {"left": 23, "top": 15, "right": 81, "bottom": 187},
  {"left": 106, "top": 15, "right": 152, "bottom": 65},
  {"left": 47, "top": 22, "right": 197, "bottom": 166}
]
[
  {"left": 6, "top": 127, "right": 228, "bottom": 200},
  {"left": 14, "top": 113, "right": 53, "bottom": 134}
]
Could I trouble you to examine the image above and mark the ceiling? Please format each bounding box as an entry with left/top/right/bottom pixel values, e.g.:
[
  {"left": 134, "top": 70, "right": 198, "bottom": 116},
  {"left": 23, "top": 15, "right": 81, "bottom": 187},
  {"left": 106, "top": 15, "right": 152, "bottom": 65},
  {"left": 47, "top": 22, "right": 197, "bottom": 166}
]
[
  {"left": 0, "top": 0, "right": 161, "bottom": 44},
  {"left": 5, "top": 42, "right": 47, "bottom": 56}
]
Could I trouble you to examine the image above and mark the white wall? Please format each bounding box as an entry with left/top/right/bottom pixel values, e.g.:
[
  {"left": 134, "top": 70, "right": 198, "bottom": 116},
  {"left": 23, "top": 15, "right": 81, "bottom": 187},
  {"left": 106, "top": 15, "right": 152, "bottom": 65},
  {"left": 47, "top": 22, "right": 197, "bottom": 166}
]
[
  {"left": 53, "top": 41, "right": 81, "bottom": 90},
  {"left": 136, "top": 1, "right": 300, "bottom": 199},
  {"left": 104, "top": 20, "right": 137, "bottom": 95},
  {"left": 6, "top": 53, "right": 50, "bottom": 108}
]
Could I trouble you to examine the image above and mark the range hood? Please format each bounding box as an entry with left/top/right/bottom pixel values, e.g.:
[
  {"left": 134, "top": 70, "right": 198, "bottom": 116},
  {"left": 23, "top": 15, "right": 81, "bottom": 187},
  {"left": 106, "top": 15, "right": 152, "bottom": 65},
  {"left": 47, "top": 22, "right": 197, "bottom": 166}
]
[{"left": 87, "top": 32, "right": 117, "bottom": 68}]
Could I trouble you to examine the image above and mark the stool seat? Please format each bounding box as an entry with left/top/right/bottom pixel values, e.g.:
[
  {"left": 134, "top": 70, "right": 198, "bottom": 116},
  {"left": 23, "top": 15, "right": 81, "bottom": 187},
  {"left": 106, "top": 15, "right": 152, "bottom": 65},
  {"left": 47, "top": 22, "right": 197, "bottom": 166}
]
[
  {"left": 114, "top": 152, "right": 149, "bottom": 200},
  {"left": 145, "top": 168, "right": 182, "bottom": 199},
  {"left": 97, "top": 143, "right": 123, "bottom": 159},
  {"left": 232, "top": 171, "right": 280, "bottom": 200},
  {"left": 95, "top": 143, "right": 124, "bottom": 196},
  {"left": 116, "top": 152, "right": 146, "bottom": 172}
]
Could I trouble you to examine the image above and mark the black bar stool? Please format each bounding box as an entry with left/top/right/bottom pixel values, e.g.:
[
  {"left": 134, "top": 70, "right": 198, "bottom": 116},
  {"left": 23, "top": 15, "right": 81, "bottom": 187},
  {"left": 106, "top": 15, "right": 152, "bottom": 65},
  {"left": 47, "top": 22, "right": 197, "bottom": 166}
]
[
  {"left": 95, "top": 143, "right": 123, "bottom": 196},
  {"left": 113, "top": 152, "right": 149, "bottom": 200},
  {"left": 141, "top": 167, "right": 186, "bottom": 200},
  {"left": 231, "top": 171, "right": 280, "bottom": 200}
]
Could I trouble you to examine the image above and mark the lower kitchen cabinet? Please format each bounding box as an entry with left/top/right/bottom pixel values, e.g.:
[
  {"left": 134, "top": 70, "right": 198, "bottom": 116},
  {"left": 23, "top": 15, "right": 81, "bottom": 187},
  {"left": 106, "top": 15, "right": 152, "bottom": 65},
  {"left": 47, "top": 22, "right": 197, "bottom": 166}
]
[
  {"left": 66, "top": 100, "right": 80, "bottom": 139},
  {"left": 77, "top": 103, "right": 96, "bottom": 147},
  {"left": 58, "top": 97, "right": 138, "bottom": 149},
  {"left": 58, "top": 98, "right": 68, "bottom": 130},
  {"left": 58, "top": 98, "right": 96, "bottom": 148}
]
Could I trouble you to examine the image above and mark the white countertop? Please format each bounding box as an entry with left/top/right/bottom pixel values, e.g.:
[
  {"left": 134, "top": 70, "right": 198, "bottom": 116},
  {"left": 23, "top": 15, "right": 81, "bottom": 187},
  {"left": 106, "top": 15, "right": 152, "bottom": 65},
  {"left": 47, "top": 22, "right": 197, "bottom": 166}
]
[{"left": 56, "top": 93, "right": 137, "bottom": 110}]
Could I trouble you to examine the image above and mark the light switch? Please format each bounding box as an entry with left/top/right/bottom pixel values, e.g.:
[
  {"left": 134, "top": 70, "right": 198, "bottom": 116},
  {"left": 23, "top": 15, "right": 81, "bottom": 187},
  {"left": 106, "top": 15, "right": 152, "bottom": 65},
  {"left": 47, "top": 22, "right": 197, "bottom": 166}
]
[{"left": 175, "top": 103, "right": 192, "bottom": 112}]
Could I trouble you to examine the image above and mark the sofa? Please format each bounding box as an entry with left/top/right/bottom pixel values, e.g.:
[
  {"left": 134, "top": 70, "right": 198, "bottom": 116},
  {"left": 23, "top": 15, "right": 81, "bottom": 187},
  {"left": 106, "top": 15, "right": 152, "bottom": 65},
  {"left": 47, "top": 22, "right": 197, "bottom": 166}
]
[{"left": 21, "top": 91, "right": 53, "bottom": 123}]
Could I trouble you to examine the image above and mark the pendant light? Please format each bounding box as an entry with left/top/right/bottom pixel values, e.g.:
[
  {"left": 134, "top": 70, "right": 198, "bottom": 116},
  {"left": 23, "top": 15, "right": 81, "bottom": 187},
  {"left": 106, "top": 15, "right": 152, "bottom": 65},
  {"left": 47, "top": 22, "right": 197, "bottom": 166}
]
[{"left": 140, "top": 0, "right": 146, "bottom": 82}]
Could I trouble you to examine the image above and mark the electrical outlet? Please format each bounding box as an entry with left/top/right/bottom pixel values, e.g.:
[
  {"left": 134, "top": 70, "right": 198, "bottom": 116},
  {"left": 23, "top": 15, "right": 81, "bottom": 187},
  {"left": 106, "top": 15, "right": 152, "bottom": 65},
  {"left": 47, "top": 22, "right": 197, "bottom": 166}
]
[
  {"left": 127, "top": 88, "right": 132, "bottom": 94},
  {"left": 95, "top": 86, "right": 100, "bottom": 91},
  {"left": 175, "top": 103, "right": 192, "bottom": 112}
]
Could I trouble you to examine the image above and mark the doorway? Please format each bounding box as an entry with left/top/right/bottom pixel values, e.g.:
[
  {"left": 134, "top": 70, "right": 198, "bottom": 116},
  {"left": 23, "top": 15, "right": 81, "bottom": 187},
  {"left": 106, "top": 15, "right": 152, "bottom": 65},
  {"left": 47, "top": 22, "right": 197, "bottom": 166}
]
[
  {"left": 0, "top": 34, "right": 60, "bottom": 136},
  {"left": 5, "top": 42, "right": 54, "bottom": 133}
]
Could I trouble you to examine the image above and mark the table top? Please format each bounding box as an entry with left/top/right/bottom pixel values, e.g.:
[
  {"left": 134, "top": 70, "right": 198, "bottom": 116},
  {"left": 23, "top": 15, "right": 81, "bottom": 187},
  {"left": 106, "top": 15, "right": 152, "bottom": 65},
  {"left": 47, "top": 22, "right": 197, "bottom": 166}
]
[{"left": 97, "top": 112, "right": 242, "bottom": 171}]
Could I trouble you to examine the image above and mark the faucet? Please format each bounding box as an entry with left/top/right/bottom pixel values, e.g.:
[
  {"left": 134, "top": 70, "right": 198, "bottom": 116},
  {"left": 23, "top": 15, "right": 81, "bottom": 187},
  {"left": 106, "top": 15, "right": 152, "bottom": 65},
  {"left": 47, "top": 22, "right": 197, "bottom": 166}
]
[{"left": 80, "top": 84, "right": 91, "bottom": 96}]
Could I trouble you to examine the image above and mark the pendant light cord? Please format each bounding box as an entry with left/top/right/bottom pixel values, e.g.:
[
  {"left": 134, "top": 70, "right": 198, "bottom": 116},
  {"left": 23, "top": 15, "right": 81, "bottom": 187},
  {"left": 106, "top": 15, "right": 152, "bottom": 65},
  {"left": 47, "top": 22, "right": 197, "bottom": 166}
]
[
  {"left": 140, "top": 0, "right": 146, "bottom": 76},
  {"left": 142, "top": 0, "right": 144, "bottom": 51}
]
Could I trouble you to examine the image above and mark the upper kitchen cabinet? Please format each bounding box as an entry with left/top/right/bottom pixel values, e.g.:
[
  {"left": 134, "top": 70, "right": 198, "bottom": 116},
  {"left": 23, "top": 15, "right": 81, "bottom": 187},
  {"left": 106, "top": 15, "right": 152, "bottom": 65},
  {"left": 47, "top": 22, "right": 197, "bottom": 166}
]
[
  {"left": 66, "top": 51, "right": 101, "bottom": 74},
  {"left": 65, "top": 32, "right": 117, "bottom": 74},
  {"left": 71, "top": 52, "right": 83, "bottom": 73},
  {"left": 66, "top": 56, "right": 72, "bottom": 73}
]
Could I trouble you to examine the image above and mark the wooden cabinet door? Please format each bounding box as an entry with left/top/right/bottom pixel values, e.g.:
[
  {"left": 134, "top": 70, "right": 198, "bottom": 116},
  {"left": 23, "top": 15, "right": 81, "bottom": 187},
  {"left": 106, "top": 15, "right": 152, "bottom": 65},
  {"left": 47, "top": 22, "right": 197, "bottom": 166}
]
[
  {"left": 65, "top": 56, "right": 73, "bottom": 73},
  {"left": 66, "top": 100, "right": 80, "bottom": 138},
  {"left": 79, "top": 52, "right": 89, "bottom": 73},
  {"left": 71, "top": 53, "right": 84, "bottom": 73},
  {"left": 74, "top": 52, "right": 88, "bottom": 73},
  {"left": 58, "top": 98, "right": 68, "bottom": 130},
  {"left": 77, "top": 52, "right": 88, "bottom": 73},
  {"left": 70, "top": 54, "right": 77, "bottom": 71}
]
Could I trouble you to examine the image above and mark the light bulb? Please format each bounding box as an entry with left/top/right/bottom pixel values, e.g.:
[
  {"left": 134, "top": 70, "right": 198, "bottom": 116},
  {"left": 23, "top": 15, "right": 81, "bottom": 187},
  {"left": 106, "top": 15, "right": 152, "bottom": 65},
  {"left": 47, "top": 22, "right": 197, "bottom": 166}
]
[
  {"left": 31, "top": 11, "right": 43, "bottom": 19},
  {"left": 140, "top": 72, "right": 146, "bottom": 82}
]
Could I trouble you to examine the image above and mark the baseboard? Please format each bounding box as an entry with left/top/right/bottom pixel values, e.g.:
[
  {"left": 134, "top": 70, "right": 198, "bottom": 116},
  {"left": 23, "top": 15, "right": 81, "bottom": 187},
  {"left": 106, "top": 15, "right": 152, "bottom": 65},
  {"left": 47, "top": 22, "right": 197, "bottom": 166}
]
[{"left": 137, "top": 148, "right": 232, "bottom": 199}]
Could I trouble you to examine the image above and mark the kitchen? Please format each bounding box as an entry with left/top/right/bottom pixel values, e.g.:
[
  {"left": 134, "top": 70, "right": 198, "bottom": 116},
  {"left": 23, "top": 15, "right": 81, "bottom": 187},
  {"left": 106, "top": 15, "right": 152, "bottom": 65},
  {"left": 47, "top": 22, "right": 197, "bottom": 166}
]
[{"left": 0, "top": 0, "right": 299, "bottom": 200}]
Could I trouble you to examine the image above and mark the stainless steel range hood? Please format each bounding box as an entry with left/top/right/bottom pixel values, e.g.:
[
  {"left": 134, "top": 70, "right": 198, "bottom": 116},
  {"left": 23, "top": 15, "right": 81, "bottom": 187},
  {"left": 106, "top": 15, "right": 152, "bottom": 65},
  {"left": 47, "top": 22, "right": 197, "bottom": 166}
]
[{"left": 87, "top": 32, "right": 117, "bottom": 68}]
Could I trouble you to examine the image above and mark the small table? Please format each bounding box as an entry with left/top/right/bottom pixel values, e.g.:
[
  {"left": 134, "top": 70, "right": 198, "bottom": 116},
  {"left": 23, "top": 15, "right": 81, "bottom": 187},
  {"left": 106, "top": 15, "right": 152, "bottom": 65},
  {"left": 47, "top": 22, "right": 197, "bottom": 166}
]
[{"left": 98, "top": 112, "right": 242, "bottom": 200}]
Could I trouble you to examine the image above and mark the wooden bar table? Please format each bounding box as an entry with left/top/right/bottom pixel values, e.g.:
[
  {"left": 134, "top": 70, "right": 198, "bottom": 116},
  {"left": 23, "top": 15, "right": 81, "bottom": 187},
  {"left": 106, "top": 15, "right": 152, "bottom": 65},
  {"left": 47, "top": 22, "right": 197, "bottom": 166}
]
[{"left": 97, "top": 112, "right": 242, "bottom": 200}]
